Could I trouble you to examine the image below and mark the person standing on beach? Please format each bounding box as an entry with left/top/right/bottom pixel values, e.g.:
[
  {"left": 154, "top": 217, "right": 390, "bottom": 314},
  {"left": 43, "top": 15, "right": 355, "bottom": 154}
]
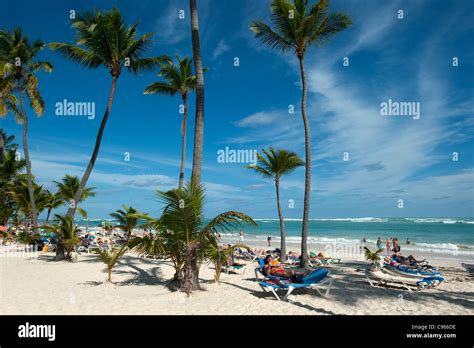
[
  {"left": 267, "top": 235, "right": 272, "bottom": 247},
  {"left": 393, "top": 238, "right": 400, "bottom": 253},
  {"left": 386, "top": 238, "right": 391, "bottom": 254},
  {"left": 376, "top": 237, "right": 383, "bottom": 250},
  {"left": 239, "top": 229, "right": 244, "bottom": 243}
]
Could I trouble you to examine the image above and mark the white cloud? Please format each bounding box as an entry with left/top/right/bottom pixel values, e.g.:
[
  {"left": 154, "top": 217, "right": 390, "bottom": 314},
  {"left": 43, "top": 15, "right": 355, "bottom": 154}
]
[{"left": 212, "top": 39, "right": 230, "bottom": 60}]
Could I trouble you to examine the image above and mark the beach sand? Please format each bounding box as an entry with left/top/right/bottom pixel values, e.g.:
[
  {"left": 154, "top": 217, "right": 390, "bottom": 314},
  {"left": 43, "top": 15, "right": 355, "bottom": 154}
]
[{"left": 1, "top": 243, "right": 473, "bottom": 315}]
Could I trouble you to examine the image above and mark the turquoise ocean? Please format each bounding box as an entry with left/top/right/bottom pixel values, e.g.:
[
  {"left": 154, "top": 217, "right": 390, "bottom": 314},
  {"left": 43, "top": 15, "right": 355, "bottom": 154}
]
[{"left": 76, "top": 217, "right": 474, "bottom": 256}]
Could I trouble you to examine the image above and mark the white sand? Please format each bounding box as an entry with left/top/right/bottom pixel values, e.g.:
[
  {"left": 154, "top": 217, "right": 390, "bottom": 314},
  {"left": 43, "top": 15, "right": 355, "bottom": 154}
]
[{"left": 1, "top": 244, "right": 473, "bottom": 315}]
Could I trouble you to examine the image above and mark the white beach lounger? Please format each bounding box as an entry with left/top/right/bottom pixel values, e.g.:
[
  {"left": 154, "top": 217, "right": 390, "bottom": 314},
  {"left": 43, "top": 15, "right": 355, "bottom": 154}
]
[{"left": 365, "top": 269, "right": 443, "bottom": 291}]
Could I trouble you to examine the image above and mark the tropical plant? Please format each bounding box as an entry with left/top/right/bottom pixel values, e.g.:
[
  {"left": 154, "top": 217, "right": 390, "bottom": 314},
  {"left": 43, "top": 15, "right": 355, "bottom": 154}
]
[
  {"left": 0, "top": 28, "right": 53, "bottom": 232},
  {"left": 102, "top": 222, "right": 114, "bottom": 236},
  {"left": 109, "top": 205, "right": 139, "bottom": 241},
  {"left": 250, "top": 0, "right": 351, "bottom": 268},
  {"left": 364, "top": 246, "right": 383, "bottom": 269},
  {"left": 0, "top": 129, "right": 18, "bottom": 152},
  {"left": 144, "top": 55, "right": 197, "bottom": 189},
  {"left": 0, "top": 137, "right": 26, "bottom": 225},
  {"left": 8, "top": 181, "right": 47, "bottom": 223},
  {"left": 128, "top": 182, "right": 256, "bottom": 294},
  {"left": 97, "top": 246, "right": 128, "bottom": 282},
  {"left": 44, "top": 190, "right": 64, "bottom": 223},
  {"left": 54, "top": 174, "right": 95, "bottom": 213},
  {"left": 189, "top": 0, "right": 205, "bottom": 184},
  {"left": 49, "top": 7, "right": 170, "bottom": 219},
  {"left": 206, "top": 243, "right": 247, "bottom": 284},
  {"left": 42, "top": 214, "right": 80, "bottom": 261},
  {"left": 246, "top": 148, "right": 304, "bottom": 260}
]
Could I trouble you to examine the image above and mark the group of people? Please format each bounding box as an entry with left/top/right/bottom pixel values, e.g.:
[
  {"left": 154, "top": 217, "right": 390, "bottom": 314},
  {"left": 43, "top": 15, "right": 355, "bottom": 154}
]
[{"left": 369, "top": 236, "right": 410, "bottom": 254}]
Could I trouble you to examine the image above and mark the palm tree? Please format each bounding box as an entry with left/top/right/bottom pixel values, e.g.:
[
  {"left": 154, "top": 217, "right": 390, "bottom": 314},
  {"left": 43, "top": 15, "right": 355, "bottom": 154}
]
[
  {"left": 246, "top": 148, "right": 304, "bottom": 260},
  {"left": 43, "top": 215, "right": 80, "bottom": 261},
  {"left": 128, "top": 182, "right": 256, "bottom": 294},
  {"left": 189, "top": 0, "right": 205, "bottom": 184},
  {"left": 8, "top": 181, "right": 47, "bottom": 224},
  {"left": 97, "top": 246, "right": 128, "bottom": 282},
  {"left": 49, "top": 7, "right": 170, "bottom": 219},
  {"left": 0, "top": 130, "right": 18, "bottom": 152},
  {"left": 364, "top": 246, "right": 383, "bottom": 269},
  {"left": 206, "top": 243, "right": 247, "bottom": 284},
  {"left": 165, "top": 182, "right": 256, "bottom": 293},
  {"left": 54, "top": 174, "right": 96, "bottom": 215},
  {"left": 109, "top": 205, "right": 139, "bottom": 241},
  {"left": 0, "top": 28, "right": 53, "bottom": 232},
  {"left": 44, "top": 190, "right": 63, "bottom": 224},
  {"left": 144, "top": 56, "right": 197, "bottom": 189},
  {"left": 250, "top": 0, "right": 351, "bottom": 268}
]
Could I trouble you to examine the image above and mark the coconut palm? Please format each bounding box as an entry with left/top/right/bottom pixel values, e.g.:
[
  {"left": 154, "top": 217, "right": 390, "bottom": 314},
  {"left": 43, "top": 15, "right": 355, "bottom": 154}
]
[
  {"left": 43, "top": 215, "right": 80, "bottom": 261},
  {"left": 109, "top": 205, "right": 139, "bottom": 241},
  {"left": 206, "top": 243, "right": 247, "bottom": 284},
  {"left": 97, "top": 246, "right": 128, "bottom": 282},
  {"left": 0, "top": 147, "right": 26, "bottom": 225},
  {"left": 189, "top": 0, "right": 205, "bottom": 184},
  {"left": 364, "top": 246, "right": 383, "bottom": 269},
  {"left": 54, "top": 174, "right": 96, "bottom": 212},
  {"left": 0, "top": 130, "right": 17, "bottom": 152},
  {"left": 8, "top": 181, "right": 47, "bottom": 224},
  {"left": 250, "top": 0, "right": 351, "bottom": 268},
  {"left": 144, "top": 56, "right": 197, "bottom": 189},
  {"left": 246, "top": 148, "right": 304, "bottom": 260},
  {"left": 44, "top": 190, "right": 63, "bottom": 224},
  {"left": 49, "top": 7, "right": 170, "bottom": 219},
  {"left": 0, "top": 28, "right": 53, "bottom": 232},
  {"left": 128, "top": 182, "right": 256, "bottom": 294}
]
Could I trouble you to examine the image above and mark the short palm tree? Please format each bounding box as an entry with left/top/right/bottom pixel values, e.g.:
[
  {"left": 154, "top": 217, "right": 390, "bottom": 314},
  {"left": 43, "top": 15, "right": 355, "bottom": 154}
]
[
  {"left": 43, "top": 214, "right": 80, "bottom": 261},
  {"left": 0, "top": 28, "right": 53, "bottom": 232},
  {"left": 97, "top": 246, "right": 128, "bottom": 282},
  {"left": 206, "top": 243, "right": 248, "bottom": 284},
  {"left": 44, "top": 190, "right": 64, "bottom": 223},
  {"left": 246, "top": 148, "right": 304, "bottom": 260},
  {"left": 49, "top": 7, "right": 170, "bottom": 219},
  {"left": 364, "top": 246, "right": 384, "bottom": 269},
  {"left": 109, "top": 205, "right": 139, "bottom": 241},
  {"left": 54, "top": 174, "right": 96, "bottom": 212},
  {"left": 144, "top": 56, "right": 197, "bottom": 189},
  {"left": 250, "top": 0, "right": 351, "bottom": 268}
]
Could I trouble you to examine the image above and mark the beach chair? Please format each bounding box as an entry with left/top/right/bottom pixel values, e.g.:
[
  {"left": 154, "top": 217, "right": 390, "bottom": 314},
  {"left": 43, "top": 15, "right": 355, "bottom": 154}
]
[
  {"left": 365, "top": 268, "right": 444, "bottom": 292},
  {"left": 259, "top": 269, "right": 334, "bottom": 301},
  {"left": 383, "top": 263, "right": 443, "bottom": 279},
  {"left": 224, "top": 262, "right": 247, "bottom": 274}
]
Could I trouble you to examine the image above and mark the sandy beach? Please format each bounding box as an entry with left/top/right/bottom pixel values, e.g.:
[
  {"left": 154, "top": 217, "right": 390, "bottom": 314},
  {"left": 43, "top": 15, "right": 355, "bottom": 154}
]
[{"left": 1, "top": 243, "right": 472, "bottom": 316}]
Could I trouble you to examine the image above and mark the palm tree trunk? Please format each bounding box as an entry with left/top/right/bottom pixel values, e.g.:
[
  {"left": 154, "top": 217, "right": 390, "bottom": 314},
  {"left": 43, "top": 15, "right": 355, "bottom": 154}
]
[
  {"left": 180, "top": 242, "right": 200, "bottom": 294},
  {"left": 18, "top": 87, "right": 38, "bottom": 234},
  {"left": 107, "top": 268, "right": 112, "bottom": 282},
  {"left": 179, "top": 95, "right": 188, "bottom": 189},
  {"left": 66, "top": 76, "right": 118, "bottom": 219},
  {"left": 298, "top": 55, "right": 311, "bottom": 269},
  {"left": 189, "top": 0, "right": 205, "bottom": 184},
  {"left": 275, "top": 177, "right": 287, "bottom": 261},
  {"left": 55, "top": 241, "right": 65, "bottom": 261},
  {"left": 46, "top": 208, "right": 52, "bottom": 224},
  {"left": 0, "top": 127, "right": 4, "bottom": 164}
]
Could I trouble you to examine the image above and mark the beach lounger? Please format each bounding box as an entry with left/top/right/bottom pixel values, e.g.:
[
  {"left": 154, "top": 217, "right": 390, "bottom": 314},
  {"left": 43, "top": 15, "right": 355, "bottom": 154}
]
[
  {"left": 259, "top": 269, "right": 334, "bottom": 301},
  {"left": 365, "top": 268, "right": 444, "bottom": 291},
  {"left": 383, "top": 263, "right": 443, "bottom": 279}
]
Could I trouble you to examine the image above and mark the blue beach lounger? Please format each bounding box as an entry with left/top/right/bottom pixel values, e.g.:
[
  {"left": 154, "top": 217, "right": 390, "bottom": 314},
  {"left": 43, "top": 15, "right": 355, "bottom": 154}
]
[{"left": 259, "top": 269, "right": 333, "bottom": 301}]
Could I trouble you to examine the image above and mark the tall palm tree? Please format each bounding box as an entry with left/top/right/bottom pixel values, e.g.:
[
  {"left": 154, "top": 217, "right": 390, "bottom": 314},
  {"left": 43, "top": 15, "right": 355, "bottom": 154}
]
[
  {"left": 0, "top": 130, "right": 18, "bottom": 152},
  {"left": 189, "top": 0, "right": 205, "bottom": 184},
  {"left": 49, "top": 7, "right": 170, "bottom": 219},
  {"left": 250, "top": 0, "right": 351, "bottom": 267},
  {"left": 246, "top": 148, "right": 304, "bottom": 260},
  {"left": 44, "top": 190, "right": 64, "bottom": 224},
  {"left": 144, "top": 56, "right": 197, "bottom": 189},
  {"left": 109, "top": 205, "right": 139, "bottom": 241},
  {"left": 0, "top": 28, "right": 53, "bottom": 232}
]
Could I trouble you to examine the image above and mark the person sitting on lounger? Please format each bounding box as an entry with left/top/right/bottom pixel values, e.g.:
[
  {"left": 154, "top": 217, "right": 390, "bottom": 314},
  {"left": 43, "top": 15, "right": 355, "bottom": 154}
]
[
  {"left": 226, "top": 254, "right": 245, "bottom": 268},
  {"left": 392, "top": 254, "right": 425, "bottom": 266},
  {"left": 263, "top": 255, "right": 295, "bottom": 278}
]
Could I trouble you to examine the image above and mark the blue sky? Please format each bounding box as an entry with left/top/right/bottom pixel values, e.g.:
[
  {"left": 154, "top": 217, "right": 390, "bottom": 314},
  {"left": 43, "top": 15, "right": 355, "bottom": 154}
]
[{"left": 1, "top": 0, "right": 473, "bottom": 219}]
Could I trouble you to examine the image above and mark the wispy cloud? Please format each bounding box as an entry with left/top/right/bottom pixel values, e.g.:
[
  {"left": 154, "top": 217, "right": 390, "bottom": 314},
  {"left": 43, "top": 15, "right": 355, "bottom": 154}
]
[{"left": 212, "top": 39, "right": 230, "bottom": 60}]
